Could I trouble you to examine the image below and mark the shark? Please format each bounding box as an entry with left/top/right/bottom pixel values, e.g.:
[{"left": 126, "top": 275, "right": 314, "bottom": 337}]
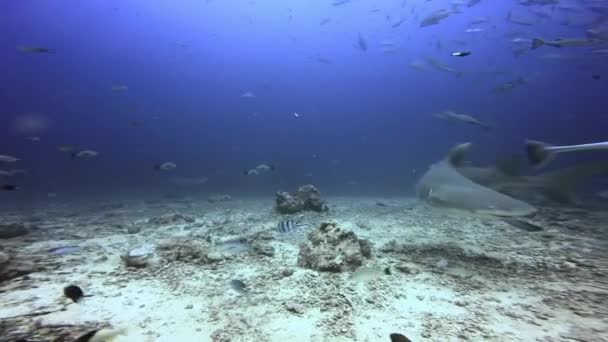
[
  {"left": 416, "top": 143, "right": 537, "bottom": 216},
  {"left": 454, "top": 145, "right": 608, "bottom": 204}
]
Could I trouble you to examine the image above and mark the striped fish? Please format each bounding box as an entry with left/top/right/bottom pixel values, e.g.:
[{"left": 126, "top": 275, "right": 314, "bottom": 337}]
[{"left": 277, "top": 220, "right": 307, "bottom": 233}]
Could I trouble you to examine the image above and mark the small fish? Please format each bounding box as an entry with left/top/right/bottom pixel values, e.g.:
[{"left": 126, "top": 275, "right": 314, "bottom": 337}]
[
  {"left": 316, "top": 57, "right": 332, "bottom": 64},
  {"left": 592, "top": 74, "right": 601, "bottom": 80},
  {"left": 18, "top": 46, "right": 55, "bottom": 53},
  {"left": 294, "top": 112, "right": 300, "bottom": 118},
  {"left": 470, "top": 17, "right": 489, "bottom": 25},
  {"left": 506, "top": 11, "right": 536, "bottom": 26},
  {"left": 8, "top": 169, "right": 27, "bottom": 176},
  {"left": 332, "top": 0, "right": 350, "bottom": 6},
  {"left": 519, "top": 0, "right": 558, "bottom": 5},
  {"left": 48, "top": 246, "right": 81, "bottom": 255},
  {"left": 241, "top": 91, "right": 256, "bottom": 98},
  {"left": 0, "top": 155, "right": 19, "bottom": 163},
  {"left": 451, "top": 51, "right": 471, "bottom": 57},
  {"left": 390, "top": 333, "right": 412, "bottom": 342},
  {"left": 229, "top": 279, "right": 248, "bottom": 295},
  {"left": 357, "top": 33, "right": 367, "bottom": 51},
  {"left": 376, "top": 202, "right": 398, "bottom": 207},
  {"left": 391, "top": 18, "right": 406, "bottom": 28},
  {"left": 349, "top": 266, "right": 391, "bottom": 282},
  {"left": 26, "top": 136, "right": 41, "bottom": 142},
  {"left": 467, "top": 0, "right": 482, "bottom": 7},
  {"left": 154, "top": 161, "right": 177, "bottom": 171},
  {"left": 59, "top": 144, "right": 78, "bottom": 154},
  {"left": 434, "top": 110, "right": 491, "bottom": 130},
  {"left": 1, "top": 185, "right": 18, "bottom": 191},
  {"left": 255, "top": 163, "right": 274, "bottom": 172},
  {"left": 244, "top": 163, "right": 274, "bottom": 176},
  {"left": 277, "top": 220, "right": 307, "bottom": 233},
  {"left": 531, "top": 38, "right": 603, "bottom": 49},
  {"left": 465, "top": 27, "right": 484, "bottom": 33},
  {"left": 0, "top": 170, "right": 10, "bottom": 177},
  {"left": 492, "top": 77, "right": 526, "bottom": 94},
  {"left": 586, "top": 28, "right": 608, "bottom": 41},
  {"left": 72, "top": 150, "right": 98, "bottom": 159},
  {"left": 420, "top": 9, "right": 453, "bottom": 27},
  {"left": 526, "top": 140, "right": 608, "bottom": 169},
  {"left": 111, "top": 84, "right": 128, "bottom": 91},
  {"left": 426, "top": 58, "right": 463, "bottom": 76},
  {"left": 243, "top": 168, "right": 259, "bottom": 176},
  {"left": 320, "top": 18, "right": 331, "bottom": 25}
]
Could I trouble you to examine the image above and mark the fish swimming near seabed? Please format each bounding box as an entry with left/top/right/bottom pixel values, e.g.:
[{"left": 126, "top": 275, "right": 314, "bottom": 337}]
[
  {"left": 525, "top": 140, "right": 608, "bottom": 169},
  {"left": 349, "top": 266, "right": 391, "bottom": 282},
  {"left": 48, "top": 246, "right": 82, "bottom": 255},
  {"left": 277, "top": 220, "right": 308, "bottom": 233}
]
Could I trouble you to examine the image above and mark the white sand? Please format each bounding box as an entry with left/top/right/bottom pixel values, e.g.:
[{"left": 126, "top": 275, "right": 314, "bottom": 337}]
[{"left": 1, "top": 196, "right": 606, "bottom": 341}]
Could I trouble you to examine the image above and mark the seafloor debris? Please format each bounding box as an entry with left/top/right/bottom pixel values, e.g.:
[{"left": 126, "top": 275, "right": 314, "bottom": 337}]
[
  {"left": 0, "top": 250, "right": 43, "bottom": 283},
  {"left": 298, "top": 222, "right": 371, "bottom": 272},
  {"left": 0, "top": 318, "right": 112, "bottom": 342},
  {"left": 275, "top": 184, "right": 329, "bottom": 214},
  {"left": 147, "top": 212, "right": 195, "bottom": 226}
]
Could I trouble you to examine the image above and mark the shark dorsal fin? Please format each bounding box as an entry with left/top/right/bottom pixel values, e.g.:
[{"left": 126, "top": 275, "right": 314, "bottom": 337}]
[{"left": 446, "top": 142, "right": 472, "bottom": 167}]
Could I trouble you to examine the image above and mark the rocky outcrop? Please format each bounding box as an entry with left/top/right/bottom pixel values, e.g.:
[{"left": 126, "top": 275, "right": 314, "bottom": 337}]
[
  {"left": 297, "top": 222, "right": 372, "bottom": 272},
  {"left": 275, "top": 184, "right": 329, "bottom": 214}
]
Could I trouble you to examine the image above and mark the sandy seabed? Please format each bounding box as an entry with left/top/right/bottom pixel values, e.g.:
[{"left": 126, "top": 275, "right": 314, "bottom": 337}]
[{"left": 0, "top": 196, "right": 607, "bottom": 342}]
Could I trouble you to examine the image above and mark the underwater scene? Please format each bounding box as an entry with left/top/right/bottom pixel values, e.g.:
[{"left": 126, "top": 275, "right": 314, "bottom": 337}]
[{"left": 1, "top": 0, "right": 608, "bottom": 341}]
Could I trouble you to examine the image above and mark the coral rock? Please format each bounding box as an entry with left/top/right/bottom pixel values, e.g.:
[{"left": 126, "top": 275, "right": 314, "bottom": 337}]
[
  {"left": 298, "top": 222, "right": 372, "bottom": 272},
  {"left": 123, "top": 243, "right": 160, "bottom": 269},
  {"left": 275, "top": 184, "right": 328, "bottom": 214}
]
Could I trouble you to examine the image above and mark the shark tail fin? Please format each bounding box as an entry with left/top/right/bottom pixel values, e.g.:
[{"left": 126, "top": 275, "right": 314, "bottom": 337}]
[
  {"left": 531, "top": 161, "right": 608, "bottom": 203},
  {"left": 446, "top": 142, "right": 472, "bottom": 167},
  {"left": 531, "top": 38, "right": 544, "bottom": 50},
  {"left": 525, "top": 140, "right": 556, "bottom": 169}
]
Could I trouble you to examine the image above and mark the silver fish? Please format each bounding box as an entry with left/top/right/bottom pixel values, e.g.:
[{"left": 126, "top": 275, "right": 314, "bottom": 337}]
[
  {"left": 155, "top": 161, "right": 176, "bottom": 171},
  {"left": 0, "top": 155, "right": 19, "bottom": 163}
]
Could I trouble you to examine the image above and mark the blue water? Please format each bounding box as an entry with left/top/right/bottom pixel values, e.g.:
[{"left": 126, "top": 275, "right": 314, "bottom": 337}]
[{"left": 1, "top": 0, "right": 607, "bottom": 202}]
